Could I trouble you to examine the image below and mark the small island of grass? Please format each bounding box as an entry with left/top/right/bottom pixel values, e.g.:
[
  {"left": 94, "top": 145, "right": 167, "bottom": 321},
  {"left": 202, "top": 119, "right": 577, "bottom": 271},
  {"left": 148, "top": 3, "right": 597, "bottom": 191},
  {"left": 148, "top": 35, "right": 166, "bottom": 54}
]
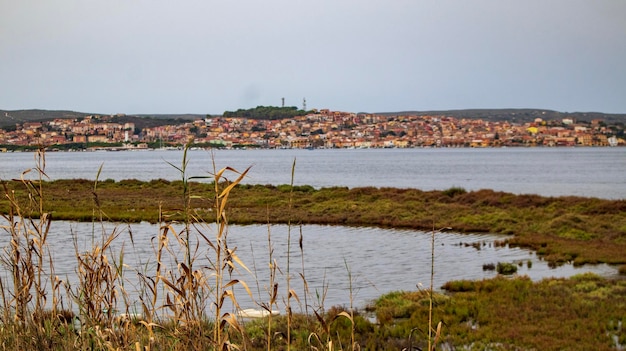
[{"left": 3, "top": 178, "right": 625, "bottom": 266}]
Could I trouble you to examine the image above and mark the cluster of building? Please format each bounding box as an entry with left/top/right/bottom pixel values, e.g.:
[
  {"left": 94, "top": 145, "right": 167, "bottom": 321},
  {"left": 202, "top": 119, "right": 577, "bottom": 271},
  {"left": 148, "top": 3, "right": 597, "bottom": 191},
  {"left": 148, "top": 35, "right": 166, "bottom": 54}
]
[{"left": 1, "top": 109, "right": 623, "bottom": 150}]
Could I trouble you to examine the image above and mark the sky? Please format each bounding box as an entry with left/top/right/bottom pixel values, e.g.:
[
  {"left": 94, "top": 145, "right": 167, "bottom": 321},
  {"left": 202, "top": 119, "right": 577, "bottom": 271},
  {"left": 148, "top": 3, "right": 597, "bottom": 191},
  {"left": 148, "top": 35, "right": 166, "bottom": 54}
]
[{"left": 1, "top": 1, "right": 626, "bottom": 115}]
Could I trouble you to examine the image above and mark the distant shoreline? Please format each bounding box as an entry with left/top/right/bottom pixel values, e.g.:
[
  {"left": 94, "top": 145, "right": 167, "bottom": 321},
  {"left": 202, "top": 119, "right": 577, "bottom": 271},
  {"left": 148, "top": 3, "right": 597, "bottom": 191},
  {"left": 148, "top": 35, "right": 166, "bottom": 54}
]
[{"left": 1, "top": 143, "right": 624, "bottom": 153}]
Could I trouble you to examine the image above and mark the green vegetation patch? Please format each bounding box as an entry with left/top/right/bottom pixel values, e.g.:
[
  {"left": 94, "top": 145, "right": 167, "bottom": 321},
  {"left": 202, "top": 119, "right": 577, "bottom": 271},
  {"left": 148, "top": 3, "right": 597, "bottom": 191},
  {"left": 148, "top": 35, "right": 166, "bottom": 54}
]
[
  {"left": 496, "top": 262, "right": 518, "bottom": 275},
  {"left": 395, "top": 275, "right": 626, "bottom": 350},
  {"left": 222, "top": 105, "right": 311, "bottom": 120}
]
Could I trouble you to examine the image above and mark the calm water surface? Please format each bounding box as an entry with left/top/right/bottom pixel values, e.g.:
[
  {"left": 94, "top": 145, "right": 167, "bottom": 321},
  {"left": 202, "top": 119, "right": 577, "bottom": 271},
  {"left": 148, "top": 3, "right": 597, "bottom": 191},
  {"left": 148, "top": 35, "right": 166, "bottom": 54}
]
[
  {"left": 1, "top": 147, "right": 624, "bottom": 199},
  {"left": 0, "top": 221, "right": 617, "bottom": 310}
]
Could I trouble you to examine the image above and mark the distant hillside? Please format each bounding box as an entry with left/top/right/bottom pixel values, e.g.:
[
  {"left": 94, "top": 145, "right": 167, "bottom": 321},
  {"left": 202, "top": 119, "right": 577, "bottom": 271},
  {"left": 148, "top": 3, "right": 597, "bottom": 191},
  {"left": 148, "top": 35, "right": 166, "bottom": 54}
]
[
  {"left": 134, "top": 113, "right": 205, "bottom": 121},
  {"left": 0, "top": 110, "right": 203, "bottom": 128},
  {"left": 376, "top": 109, "right": 626, "bottom": 124},
  {"left": 2, "top": 108, "right": 625, "bottom": 128},
  {"left": 113, "top": 114, "right": 202, "bottom": 129},
  {"left": 0, "top": 109, "right": 93, "bottom": 127}
]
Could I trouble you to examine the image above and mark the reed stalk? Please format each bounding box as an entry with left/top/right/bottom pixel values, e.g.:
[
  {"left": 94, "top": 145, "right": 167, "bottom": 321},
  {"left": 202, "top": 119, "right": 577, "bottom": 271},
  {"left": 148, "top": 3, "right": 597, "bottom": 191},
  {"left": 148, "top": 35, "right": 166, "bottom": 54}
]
[
  {"left": 32, "top": 148, "right": 52, "bottom": 319},
  {"left": 263, "top": 221, "right": 278, "bottom": 351},
  {"left": 69, "top": 166, "right": 134, "bottom": 350},
  {"left": 162, "top": 144, "right": 204, "bottom": 326},
  {"left": 210, "top": 161, "right": 249, "bottom": 347},
  {"left": 286, "top": 157, "right": 296, "bottom": 350},
  {"left": 428, "top": 227, "right": 435, "bottom": 351},
  {"left": 198, "top": 147, "right": 253, "bottom": 348},
  {"left": 298, "top": 226, "right": 310, "bottom": 319},
  {"left": 426, "top": 226, "right": 447, "bottom": 351},
  {"left": 343, "top": 258, "right": 357, "bottom": 350}
]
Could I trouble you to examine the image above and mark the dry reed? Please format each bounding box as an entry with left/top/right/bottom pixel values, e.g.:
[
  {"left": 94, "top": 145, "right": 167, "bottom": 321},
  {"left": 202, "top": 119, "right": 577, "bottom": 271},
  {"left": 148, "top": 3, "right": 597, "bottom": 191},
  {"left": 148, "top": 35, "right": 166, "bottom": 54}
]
[{"left": 0, "top": 145, "right": 451, "bottom": 350}]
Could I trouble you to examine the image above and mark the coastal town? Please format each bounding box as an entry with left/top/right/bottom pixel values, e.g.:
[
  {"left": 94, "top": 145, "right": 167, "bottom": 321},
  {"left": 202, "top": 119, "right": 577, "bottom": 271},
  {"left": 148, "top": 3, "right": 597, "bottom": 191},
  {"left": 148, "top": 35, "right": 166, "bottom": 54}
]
[{"left": 0, "top": 109, "right": 623, "bottom": 150}]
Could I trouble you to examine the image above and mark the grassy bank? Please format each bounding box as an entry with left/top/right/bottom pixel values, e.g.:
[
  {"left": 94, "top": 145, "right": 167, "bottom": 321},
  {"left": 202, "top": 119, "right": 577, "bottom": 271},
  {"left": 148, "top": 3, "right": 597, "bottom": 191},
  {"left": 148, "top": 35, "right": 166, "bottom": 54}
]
[
  {"left": 2, "top": 178, "right": 625, "bottom": 266},
  {"left": 370, "top": 273, "right": 626, "bottom": 350}
]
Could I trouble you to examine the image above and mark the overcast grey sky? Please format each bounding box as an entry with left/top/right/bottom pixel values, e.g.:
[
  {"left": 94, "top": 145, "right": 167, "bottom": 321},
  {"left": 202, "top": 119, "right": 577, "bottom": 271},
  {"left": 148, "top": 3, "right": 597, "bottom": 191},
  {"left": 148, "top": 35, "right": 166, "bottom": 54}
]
[{"left": 1, "top": 0, "right": 625, "bottom": 115}]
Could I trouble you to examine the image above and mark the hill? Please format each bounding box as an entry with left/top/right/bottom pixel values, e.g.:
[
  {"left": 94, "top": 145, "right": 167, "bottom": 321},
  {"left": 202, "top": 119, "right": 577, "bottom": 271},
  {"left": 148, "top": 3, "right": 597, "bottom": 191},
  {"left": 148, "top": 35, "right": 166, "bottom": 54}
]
[
  {"left": 0, "top": 109, "right": 93, "bottom": 127},
  {"left": 108, "top": 114, "right": 202, "bottom": 129},
  {"left": 2, "top": 108, "right": 625, "bottom": 128},
  {"left": 0, "top": 109, "right": 203, "bottom": 128},
  {"left": 376, "top": 108, "right": 626, "bottom": 124}
]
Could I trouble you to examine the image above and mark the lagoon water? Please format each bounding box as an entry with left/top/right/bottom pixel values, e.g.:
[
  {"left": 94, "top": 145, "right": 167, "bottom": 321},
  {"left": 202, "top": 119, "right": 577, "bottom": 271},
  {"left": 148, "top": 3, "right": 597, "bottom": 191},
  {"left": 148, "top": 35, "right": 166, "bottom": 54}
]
[
  {"left": 1, "top": 147, "right": 625, "bottom": 199},
  {"left": 0, "top": 220, "right": 617, "bottom": 311},
  {"left": 0, "top": 148, "right": 624, "bottom": 311}
]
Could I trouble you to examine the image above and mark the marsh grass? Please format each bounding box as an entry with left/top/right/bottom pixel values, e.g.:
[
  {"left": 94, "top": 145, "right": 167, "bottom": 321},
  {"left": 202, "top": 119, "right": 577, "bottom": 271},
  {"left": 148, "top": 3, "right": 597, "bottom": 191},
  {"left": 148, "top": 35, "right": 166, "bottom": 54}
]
[
  {"left": 3, "top": 180, "right": 624, "bottom": 266},
  {"left": 369, "top": 273, "right": 626, "bottom": 350},
  {"left": 438, "top": 274, "right": 626, "bottom": 350}
]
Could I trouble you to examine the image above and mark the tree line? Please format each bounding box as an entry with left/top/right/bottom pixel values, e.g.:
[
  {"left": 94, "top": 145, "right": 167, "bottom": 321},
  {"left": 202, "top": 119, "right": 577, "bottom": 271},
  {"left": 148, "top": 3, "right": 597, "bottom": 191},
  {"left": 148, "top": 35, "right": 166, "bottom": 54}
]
[{"left": 222, "top": 106, "right": 310, "bottom": 120}]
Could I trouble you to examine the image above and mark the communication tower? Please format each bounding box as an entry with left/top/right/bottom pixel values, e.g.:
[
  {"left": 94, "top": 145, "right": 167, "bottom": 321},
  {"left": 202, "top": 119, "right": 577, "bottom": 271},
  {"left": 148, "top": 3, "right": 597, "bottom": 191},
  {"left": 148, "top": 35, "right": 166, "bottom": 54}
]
[
  {"left": 282, "top": 97, "right": 285, "bottom": 107},
  {"left": 303, "top": 98, "right": 307, "bottom": 111}
]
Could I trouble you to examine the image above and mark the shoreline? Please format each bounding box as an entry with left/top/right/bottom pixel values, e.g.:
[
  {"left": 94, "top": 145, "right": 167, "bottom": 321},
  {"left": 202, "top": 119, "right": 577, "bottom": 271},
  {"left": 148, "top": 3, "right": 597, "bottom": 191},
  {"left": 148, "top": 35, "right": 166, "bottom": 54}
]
[{"left": 2, "top": 144, "right": 625, "bottom": 153}]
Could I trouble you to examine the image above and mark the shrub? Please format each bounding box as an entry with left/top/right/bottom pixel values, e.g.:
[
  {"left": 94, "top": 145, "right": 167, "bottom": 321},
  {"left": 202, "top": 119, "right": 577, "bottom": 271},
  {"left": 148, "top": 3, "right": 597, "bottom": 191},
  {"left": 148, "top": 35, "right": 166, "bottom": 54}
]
[
  {"left": 293, "top": 184, "right": 315, "bottom": 192},
  {"left": 118, "top": 179, "right": 143, "bottom": 187},
  {"left": 148, "top": 178, "right": 170, "bottom": 186},
  {"left": 496, "top": 262, "right": 518, "bottom": 275},
  {"left": 442, "top": 280, "right": 477, "bottom": 292},
  {"left": 443, "top": 186, "right": 467, "bottom": 197}
]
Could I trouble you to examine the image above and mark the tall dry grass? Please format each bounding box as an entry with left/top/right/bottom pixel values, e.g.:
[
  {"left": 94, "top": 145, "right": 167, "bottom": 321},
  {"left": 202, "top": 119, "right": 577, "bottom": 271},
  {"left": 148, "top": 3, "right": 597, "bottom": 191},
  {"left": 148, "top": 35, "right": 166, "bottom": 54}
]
[
  {"left": 0, "top": 145, "right": 261, "bottom": 349},
  {"left": 0, "top": 148, "right": 73, "bottom": 348},
  {"left": 0, "top": 145, "right": 449, "bottom": 350},
  {"left": 0, "top": 149, "right": 52, "bottom": 318}
]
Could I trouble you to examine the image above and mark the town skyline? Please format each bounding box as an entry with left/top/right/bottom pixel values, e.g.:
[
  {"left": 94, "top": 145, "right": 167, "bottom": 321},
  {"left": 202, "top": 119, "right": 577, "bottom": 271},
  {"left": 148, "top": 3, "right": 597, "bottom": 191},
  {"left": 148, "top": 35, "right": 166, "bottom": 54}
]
[{"left": 1, "top": 107, "right": 623, "bottom": 150}]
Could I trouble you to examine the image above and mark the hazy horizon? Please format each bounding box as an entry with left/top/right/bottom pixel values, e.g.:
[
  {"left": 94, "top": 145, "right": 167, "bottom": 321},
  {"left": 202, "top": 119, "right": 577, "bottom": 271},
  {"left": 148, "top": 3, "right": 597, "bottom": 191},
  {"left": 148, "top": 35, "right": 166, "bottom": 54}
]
[{"left": 3, "top": 107, "right": 626, "bottom": 117}]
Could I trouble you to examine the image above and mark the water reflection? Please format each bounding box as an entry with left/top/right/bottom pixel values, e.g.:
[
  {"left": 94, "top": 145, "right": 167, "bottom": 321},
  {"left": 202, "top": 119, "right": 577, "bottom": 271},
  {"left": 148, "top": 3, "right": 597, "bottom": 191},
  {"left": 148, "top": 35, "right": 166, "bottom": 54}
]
[{"left": 0, "top": 221, "right": 617, "bottom": 311}]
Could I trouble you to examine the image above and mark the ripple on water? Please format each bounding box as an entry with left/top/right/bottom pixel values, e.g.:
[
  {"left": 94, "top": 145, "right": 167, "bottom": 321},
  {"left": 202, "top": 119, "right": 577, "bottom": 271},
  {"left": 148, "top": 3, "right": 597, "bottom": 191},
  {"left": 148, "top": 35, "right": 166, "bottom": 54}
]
[{"left": 0, "top": 220, "right": 618, "bottom": 310}]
